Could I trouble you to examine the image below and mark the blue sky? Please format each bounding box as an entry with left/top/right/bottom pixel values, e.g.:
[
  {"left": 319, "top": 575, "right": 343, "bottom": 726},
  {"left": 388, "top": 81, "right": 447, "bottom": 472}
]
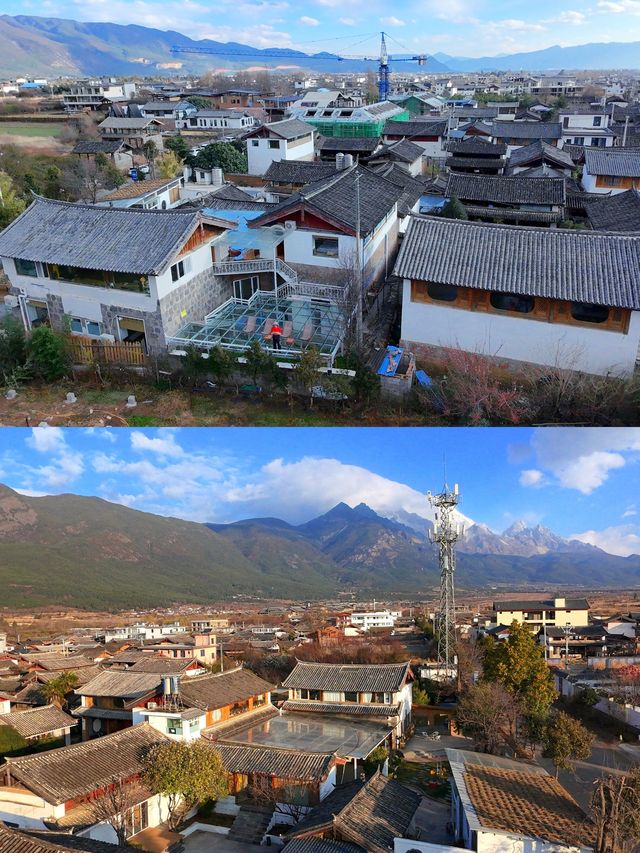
[
  {"left": 2, "top": 427, "right": 640, "bottom": 555},
  {"left": 10, "top": 0, "right": 640, "bottom": 57}
]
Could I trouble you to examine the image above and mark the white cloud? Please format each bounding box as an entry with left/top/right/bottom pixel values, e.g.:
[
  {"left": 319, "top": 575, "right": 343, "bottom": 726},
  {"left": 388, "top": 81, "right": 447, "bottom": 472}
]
[
  {"left": 381, "top": 16, "right": 405, "bottom": 26},
  {"left": 597, "top": 0, "right": 640, "bottom": 13},
  {"left": 529, "top": 428, "right": 640, "bottom": 494},
  {"left": 551, "top": 10, "right": 587, "bottom": 23},
  {"left": 299, "top": 15, "right": 320, "bottom": 25},
  {"left": 26, "top": 427, "right": 66, "bottom": 454},
  {"left": 36, "top": 452, "right": 85, "bottom": 489},
  {"left": 519, "top": 469, "right": 545, "bottom": 487},
  {"left": 84, "top": 428, "right": 117, "bottom": 443},
  {"left": 623, "top": 505, "right": 637, "bottom": 518},
  {"left": 130, "top": 431, "right": 185, "bottom": 458},
  {"left": 339, "top": 16, "right": 356, "bottom": 24},
  {"left": 570, "top": 524, "right": 640, "bottom": 557}
]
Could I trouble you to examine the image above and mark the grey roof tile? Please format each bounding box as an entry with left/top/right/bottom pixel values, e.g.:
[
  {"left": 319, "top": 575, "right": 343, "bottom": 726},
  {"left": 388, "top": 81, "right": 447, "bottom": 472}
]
[
  {"left": 383, "top": 119, "right": 447, "bottom": 137},
  {"left": 492, "top": 122, "right": 562, "bottom": 141},
  {"left": 216, "top": 743, "right": 335, "bottom": 780},
  {"left": 587, "top": 190, "right": 640, "bottom": 232},
  {"left": 508, "top": 140, "right": 574, "bottom": 170},
  {"left": 585, "top": 147, "right": 640, "bottom": 177},
  {"left": 445, "top": 173, "right": 566, "bottom": 205},
  {"left": 282, "top": 661, "right": 411, "bottom": 693},
  {"left": 0, "top": 705, "right": 76, "bottom": 739},
  {"left": 0, "top": 197, "right": 202, "bottom": 275},
  {"left": 394, "top": 216, "right": 640, "bottom": 309}
]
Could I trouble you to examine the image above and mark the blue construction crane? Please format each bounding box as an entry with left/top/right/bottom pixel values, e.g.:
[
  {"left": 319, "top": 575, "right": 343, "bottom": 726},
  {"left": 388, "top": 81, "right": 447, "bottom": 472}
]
[{"left": 171, "top": 33, "right": 427, "bottom": 103}]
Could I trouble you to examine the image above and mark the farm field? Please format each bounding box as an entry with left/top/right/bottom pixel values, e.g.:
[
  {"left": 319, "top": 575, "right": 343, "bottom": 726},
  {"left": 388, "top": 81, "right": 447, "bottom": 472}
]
[{"left": 0, "top": 121, "right": 65, "bottom": 136}]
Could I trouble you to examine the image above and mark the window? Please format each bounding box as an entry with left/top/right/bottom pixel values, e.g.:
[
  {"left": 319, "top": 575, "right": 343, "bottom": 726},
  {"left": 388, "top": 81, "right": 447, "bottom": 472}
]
[
  {"left": 15, "top": 258, "right": 38, "bottom": 277},
  {"left": 573, "top": 136, "right": 585, "bottom": 145},
  {"left": 300, "top": 689, "right": 321, "bottom": 700},
  {"left": 571, "top": 302, "right": 610, "bottom": 324},
  {"left": 427, "top": 281, "right": 458, "bottom": 302},
  {"left": 171, "top": 259, "right": 190, "bottom": 282},
  {"left": 593, "top": 116, "right": 602, "bottom": 127},
  {"left": 344, "top": 691, "right": 358, "bottom": 703},
  {"left": 251, "top": 139, "right": 259, "bottom": 147},
  {"left": 490, "top": 292, "right": 534, "bottom": 313},
  {"left": 313, "top": 236, "right": 339, "bottom": 258},
  {"left": 269, "top": 140, "right": 280, "bottom": 149}
]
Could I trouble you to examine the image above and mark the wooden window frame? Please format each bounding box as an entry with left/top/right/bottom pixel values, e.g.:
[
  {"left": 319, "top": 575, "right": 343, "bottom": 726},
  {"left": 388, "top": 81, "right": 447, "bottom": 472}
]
[{"left": 410, "top": 280, "right": 630, "bottom": 334}]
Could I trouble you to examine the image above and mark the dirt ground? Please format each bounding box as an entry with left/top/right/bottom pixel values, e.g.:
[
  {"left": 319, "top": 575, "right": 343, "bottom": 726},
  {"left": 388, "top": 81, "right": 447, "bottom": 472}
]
[{"left": 0, "top": 383, "right": 431, "bottom": 427}]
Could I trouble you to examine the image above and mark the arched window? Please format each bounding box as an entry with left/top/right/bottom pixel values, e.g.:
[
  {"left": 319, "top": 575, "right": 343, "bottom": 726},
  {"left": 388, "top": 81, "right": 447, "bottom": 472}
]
[
  {"left": 490, "top": 292, "right": 535, "bottom": 314},
  {"left": 427, "top": 282, "right": 458, "bottom": 302},
  {"left": 571, "top": 302, "right": 609, "bottom": 324}
]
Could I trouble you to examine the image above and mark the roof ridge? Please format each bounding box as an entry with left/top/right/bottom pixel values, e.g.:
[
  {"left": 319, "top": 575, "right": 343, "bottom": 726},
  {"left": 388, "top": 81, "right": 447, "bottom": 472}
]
[{"left": 410, "top": 212, "right": 640, "bottom": 240}]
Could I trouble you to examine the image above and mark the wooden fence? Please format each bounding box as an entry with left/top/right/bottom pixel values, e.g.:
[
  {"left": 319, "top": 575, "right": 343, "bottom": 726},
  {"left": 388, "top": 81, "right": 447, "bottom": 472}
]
[{"left": 67, "top": 335, "right": 146, "bottom": 366}]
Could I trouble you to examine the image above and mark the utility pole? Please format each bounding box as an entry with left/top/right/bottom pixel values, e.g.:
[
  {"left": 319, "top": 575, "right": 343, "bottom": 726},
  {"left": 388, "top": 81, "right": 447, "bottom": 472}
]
[
  {"left": 427, "top": 482, "right": 463, "bottom": 680},
  {"left": 354, "top": 170, "right": 363, "bottom": 349},
  {"left": 564, "top": 622, "right": 571, "bottom": 668}
]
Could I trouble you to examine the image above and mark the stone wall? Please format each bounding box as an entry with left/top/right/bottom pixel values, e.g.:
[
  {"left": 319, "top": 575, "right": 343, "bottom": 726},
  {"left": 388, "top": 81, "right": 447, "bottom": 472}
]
[
  {"left": 100, "top": 303, "right": 166, "bottom": 356},
  {"left": 159, "top": 270, "right": 234, "bottom": 339}
]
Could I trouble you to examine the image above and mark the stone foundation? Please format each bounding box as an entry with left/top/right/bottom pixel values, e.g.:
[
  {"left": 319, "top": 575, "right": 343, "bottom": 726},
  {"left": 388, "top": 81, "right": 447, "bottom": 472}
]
[
  {"left": 101, "top": 303, "right": 167, "bottom": 356},
  {"left": 159, "top": 270, "right": 234, "bottom": 338}
]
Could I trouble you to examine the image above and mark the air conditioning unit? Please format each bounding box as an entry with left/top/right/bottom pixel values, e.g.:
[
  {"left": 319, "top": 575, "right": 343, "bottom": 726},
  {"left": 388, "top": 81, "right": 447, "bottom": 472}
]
[
  {"left": 99, "top": 334, "right": 116, "bottom": 342},
  {"left": 147, "top": 702, "right": 158, "bottom": 710},
  {"left": 3, "top": 295, "right": 18, "bottom": 309},
  {"left": 284, "top": 220, "right": 296, "bottom": 230}
]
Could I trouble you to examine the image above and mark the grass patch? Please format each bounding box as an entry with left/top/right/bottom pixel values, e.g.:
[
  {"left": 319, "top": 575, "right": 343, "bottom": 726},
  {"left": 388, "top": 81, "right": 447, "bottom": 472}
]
[
  {"left": 0, "top": 122, "right": 65, "bottom": 137},
  {"left": 127, "top": 415, "right": 162, "bottom": 427},
  {"left": 394, "top": 760, "right": 451, "bottom": 798}
]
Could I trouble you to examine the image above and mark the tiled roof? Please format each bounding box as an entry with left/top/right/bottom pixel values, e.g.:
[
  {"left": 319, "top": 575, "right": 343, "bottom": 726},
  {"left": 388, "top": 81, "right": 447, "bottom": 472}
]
[
  {"left": 587, "top": 190, "right": 640, "bottom": 232},
  {"left": 386, "top": 139, "right": 424, "bottom": 163},
  {"left": 0, "top": 197, "right": 201, "bottom": 275},
  {"left": 264, "top": 118, "right": 314, "bottom": 139},
  {"left": 491, "top": 122, "right": 562, "bottom": 140},
  {"left": 508, "top": 140, "right": 575, "bottom": 170},
  {"left": 283, "top": 840, "right": 363, "bottom": 853},
  {"left": 448, "top": 157, "right": 505, "bottom": 171},
  {"left": 364, "top": 101, "right": 404, "bottom": 117},
  {"left": 446, "top": 173, "right": 566, "bottom": 206},
  {"left": 251, "top": 166, "right": 403, "bottom": 236},
  {"left": 494, "top": 598, "right": 590, "bottom": 610},
  {"left": 0, "top": 705, "right": 76, "bottom": 739},
  {"left": 283, "top": 661, "right": 411, "bottom": 693},
  {"left": 98, "top": 117, "right": 160, "bottom": 129},
  {"left": 452, "top": 107, "right": 498, "bottom": 119},
  {"left": 216, "top": 743, "right": 335, "bottom": 780},
  {"left": 264, "top": 161, "right": 338, "bottom": 184},
  {"left": 394, "top": 216, "right": 640, "bottom": 310},
  {"left": 0, "top": 824, "right": 138, "bottom": 853},
  {"left": 585, "top": 147, "right": 640, "bottom": 177},
  {"left": 102, "top": 177, "right": 179, "bottom": 201},
  {"left": 383, "top": 119, "right": 447, "bottom": 137},
  {"left": 203, "top": 704, "right": 279, "bottom": 740},
  {"left": 72, "top": 140, "right": 124, "bottom": 155},
  {"left": 288, "top": 772, "right": 420, "bottom": 853},
  {"left": 129, "top": 656, "right": 202, "bottom": 674},
  {"left": 1, "top": 723, "right": 167, "bottom": 805},
  {"left": 447, "top": 138, "right": 507, "bottom": 156},
  {"left": 179, "top": 667, "right": 273, "bottom": 711},
  {"left": 318, "top": 137, "right": 380, "bottom": 153},
  {"left": 75, "top": 669, "right": 161, "bottom": 699},
  {"left": 20, "top": 654, "right": 95, "bottom": 672},
  {"left": 464, "top": 763, "right": 594, "bottom": 847},
  {"left": 283, "top": 700, "right": 401, "bottom": 717}
]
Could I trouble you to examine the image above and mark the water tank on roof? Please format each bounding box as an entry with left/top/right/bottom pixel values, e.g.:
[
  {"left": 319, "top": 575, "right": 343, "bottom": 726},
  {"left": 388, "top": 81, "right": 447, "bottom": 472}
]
[
  {"left": 343, "top": 154, "right": 354, "bottom": 168},
  {"left": 336, "top": 152, "right": 345, "bottom": 170},
  {"left": 162, "top": 675, "right": 172, "bottom": 695},
  {"left": 171, "top": 675, "right": 181, "bottom": 695}
]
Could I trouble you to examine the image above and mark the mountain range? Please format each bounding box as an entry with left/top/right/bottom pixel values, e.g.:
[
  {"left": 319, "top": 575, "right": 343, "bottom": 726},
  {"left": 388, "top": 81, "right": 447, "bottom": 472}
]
[
  {"left": 0, "top": 485, "right": 638, "bottom": 610},
  {"left": 0, "top": 15, "right": 638, "bottom": 78}
]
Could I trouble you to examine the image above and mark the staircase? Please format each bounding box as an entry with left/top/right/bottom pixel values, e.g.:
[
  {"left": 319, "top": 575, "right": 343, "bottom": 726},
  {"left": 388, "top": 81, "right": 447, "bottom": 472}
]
[{"left": 228, "top": 805, "right": 273, "bottom": 844}]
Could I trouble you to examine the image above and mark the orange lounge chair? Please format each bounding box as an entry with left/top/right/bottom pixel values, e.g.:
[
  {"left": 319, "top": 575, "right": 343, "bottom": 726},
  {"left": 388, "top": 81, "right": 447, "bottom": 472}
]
[
  {"left": 300, "top": 321, "right": 315, "bottom": 342},
  {"left": 282, "top": 320, "right": 294, "bottom": 346}
]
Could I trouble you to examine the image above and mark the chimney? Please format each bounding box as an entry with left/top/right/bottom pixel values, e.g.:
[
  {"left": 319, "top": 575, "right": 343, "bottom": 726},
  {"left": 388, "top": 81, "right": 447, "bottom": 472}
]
[{"left": 554, "top": 597, "right": 566, "bottom": 608}]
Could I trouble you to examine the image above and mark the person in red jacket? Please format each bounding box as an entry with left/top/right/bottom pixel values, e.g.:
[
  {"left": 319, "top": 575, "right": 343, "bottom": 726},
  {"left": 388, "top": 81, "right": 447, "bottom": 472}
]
[{"left": 270, "top": 321, "right": 283, "bottom": 351}]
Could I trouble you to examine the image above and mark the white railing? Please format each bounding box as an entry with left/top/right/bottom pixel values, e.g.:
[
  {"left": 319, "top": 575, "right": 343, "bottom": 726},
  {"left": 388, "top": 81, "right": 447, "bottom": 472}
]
[
  {"left": 211, "top": 258, "right": 300, "bottom": 285},
  {"left": 279, "top": 281, "right": 348, "bottom": 302}
]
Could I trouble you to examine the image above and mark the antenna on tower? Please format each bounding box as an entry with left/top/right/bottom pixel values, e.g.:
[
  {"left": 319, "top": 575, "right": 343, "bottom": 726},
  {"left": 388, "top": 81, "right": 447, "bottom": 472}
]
[{"left": 428, "top": 482, "right": 464, "bottom": 680}]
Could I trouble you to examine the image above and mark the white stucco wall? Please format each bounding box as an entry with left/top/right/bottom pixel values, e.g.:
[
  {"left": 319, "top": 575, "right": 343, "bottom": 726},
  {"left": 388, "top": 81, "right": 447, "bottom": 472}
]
[
  {"left": 581, "top": 170, "right": 629, "bottom": 195},
  {"left": 319, "top": 765, "right": 337, "bottom": 801},
  {"left": 400, "top": 280, "right": 640, "bottom": 377},
  {"left": 247, "top": 135, "right": 315, "bottom": 176}
]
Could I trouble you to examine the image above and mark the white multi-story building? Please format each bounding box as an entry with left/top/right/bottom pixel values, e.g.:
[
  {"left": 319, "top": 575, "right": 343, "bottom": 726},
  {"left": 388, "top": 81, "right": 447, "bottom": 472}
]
[
  {"left": 349, "top": 610, "right": 401, "bottom": 631},
  {"left": 244, "top": 118, "right": 315, "bottom": 176},
  {"left": 63, "top": 78, "right": 136, "bottom": 112},
  {"left": 558, "top": 110, "right": 615, "bottom": 148},
  {"left": 176, "top": 109, "right": 255, "bottom": 131}
]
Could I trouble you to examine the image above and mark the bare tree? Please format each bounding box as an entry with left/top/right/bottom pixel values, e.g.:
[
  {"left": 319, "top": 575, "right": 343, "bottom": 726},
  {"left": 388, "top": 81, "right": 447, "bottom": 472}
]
[
  {"left": 248, "top": 774, "right": 309, "bottom": 824},
  {"left": 591, "top": 768, "right": 640, "bottom": 853},
  {"left": 456, "top": 681, "right": 523, "bottom": 755},
  {"left": 89, "top": 776, "right": 140, "bottom": 846}
]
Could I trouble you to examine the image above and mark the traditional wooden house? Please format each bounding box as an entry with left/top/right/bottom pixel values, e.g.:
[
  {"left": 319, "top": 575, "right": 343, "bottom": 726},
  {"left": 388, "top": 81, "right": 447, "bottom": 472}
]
[
  {"left": 445, "top": 138, "right": 506, "bottom": 175},
  {"left": 395, "top": 216, "right": 640, "bottom": 377},
  {"left": 0, "top": 724, "right": 170, "bottom": 843},
  {"left": 0, "top": 823, "right": 139, "bottom": 853},
  {"left": 284, "top": 771, "right": 422, "bottom": 853},
  {"left": 444, "top": 173, "right": 567, "bottom": 225},
  {"left": 582, "top": 148, "right": 640, "bottom": 195},
  {"left": 508, "top": 140, "right": 575, "bottom": 176},
  {"left": 381, "top": 119, "right": 447, "bottom": 159},
  {"left": 0, "top": 705, "right": 77, "bottom": 750},
  {"left": 282, "top": 661, "right": 413, "bottom": 743},
  {"left": 490, "top": 122, "right": 562, "bottom": 155},
  {"left": 74, "top": 671, "right": 164, "bottom": 739}
]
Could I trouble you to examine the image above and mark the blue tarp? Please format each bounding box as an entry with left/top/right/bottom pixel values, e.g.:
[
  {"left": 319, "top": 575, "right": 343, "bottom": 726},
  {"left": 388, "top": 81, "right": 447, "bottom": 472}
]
[{"left": 377, "top": 346, "right": 404, "bottom": 377}]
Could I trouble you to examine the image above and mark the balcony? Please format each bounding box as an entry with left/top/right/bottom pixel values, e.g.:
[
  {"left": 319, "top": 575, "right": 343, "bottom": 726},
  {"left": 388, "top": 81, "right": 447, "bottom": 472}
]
[{"left": 211, "top": 257, "right": 299, "bottom": 285}]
